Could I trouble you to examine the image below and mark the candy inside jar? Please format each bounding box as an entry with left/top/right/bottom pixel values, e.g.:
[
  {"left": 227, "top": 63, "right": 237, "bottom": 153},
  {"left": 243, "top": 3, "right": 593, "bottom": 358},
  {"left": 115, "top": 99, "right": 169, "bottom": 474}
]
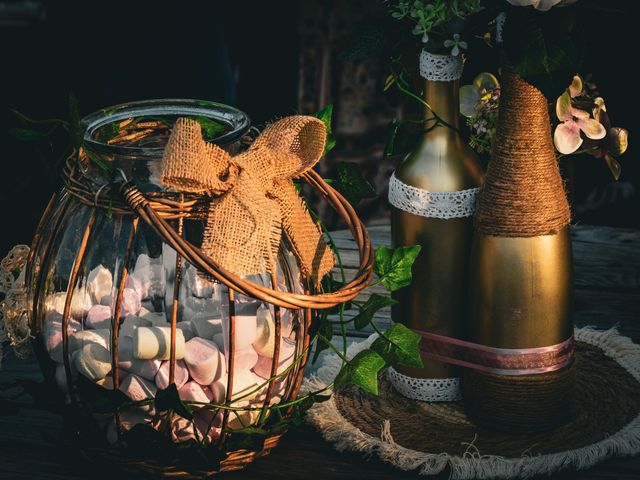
[{"left": 41, "top": 238, "right": 304, "bottom": 444}]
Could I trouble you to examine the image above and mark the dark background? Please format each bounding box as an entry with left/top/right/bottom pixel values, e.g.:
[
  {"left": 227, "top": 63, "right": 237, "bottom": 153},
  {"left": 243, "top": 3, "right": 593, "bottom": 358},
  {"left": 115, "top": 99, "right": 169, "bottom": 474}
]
[{"left": 0, "top": 0, "right": 637, "bottom": 256}]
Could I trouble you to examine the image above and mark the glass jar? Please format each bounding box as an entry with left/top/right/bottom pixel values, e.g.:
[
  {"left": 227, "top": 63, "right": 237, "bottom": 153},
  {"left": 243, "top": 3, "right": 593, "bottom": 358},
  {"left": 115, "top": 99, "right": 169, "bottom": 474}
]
[{"left": 26, "top": 99, "right": 309, "bottom": 446}]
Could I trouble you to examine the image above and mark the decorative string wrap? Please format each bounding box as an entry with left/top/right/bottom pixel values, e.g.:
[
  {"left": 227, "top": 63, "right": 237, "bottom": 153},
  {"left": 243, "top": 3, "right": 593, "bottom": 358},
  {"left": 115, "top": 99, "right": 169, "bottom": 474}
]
[
  {"left": 160, "top": 116, "right": 334, "bottom": 284},
  {"left": 474, "top": 65, "right": 571, "bottom": 237},
  {"left": 419, "top": 51, "right": 464, "bottom": 82},
  {"left": 388, "top": 172, "right": 479, "bottom": 219}
]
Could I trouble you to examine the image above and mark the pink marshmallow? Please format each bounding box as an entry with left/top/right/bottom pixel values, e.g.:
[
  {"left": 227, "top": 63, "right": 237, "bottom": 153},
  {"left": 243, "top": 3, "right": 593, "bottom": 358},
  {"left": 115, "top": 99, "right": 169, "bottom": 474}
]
[
  {"left": 120, "top": 288, "right": 141, "bottom": 317},
  {"left": 85, "top": 304, "right": 112, "bottom": 330},
  {"left": 184, "top": 338, "right": 225, "bottom": 385},
  {"left": 155, "top": 360, "right": 189, "bottom": 390},
  {"left": 179, "top": 381, "right": 214, "bottom": 404},
  {"left": 118, "top": 336, "right": 161, "bottom": 381},
  {"left": 252, "top": 337, "right": 296, "bottom": 379},
  {"left": 119, "top": 374, "right": 157, "bottom": 405}
]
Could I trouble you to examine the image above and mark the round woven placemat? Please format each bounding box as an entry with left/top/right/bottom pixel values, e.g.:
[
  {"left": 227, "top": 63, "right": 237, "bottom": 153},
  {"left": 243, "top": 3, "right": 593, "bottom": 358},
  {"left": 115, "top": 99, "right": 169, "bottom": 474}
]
[{"left": 303, "top": 328, "right": 640, "bottom": 479}]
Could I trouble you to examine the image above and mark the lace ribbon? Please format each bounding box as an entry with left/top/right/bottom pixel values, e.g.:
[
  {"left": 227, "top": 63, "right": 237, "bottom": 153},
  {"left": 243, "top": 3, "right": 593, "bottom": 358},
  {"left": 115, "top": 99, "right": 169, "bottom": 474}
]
[
  {"left": 387, "top": 368, "right": 462, "bottom": 402},
  {"left": 419, "top": 51, "right": 464, "bottom": 82},
  {"left": 388, "top": 172, "right": 479, "bottom": 219}
]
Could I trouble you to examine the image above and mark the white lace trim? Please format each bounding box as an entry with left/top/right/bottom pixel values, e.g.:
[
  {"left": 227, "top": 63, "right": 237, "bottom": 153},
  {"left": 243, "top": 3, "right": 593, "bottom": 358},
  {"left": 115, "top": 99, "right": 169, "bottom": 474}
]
[
  {"left": 419, "top": 51, "right": 463, "bottom": 81},
  {"left": 387, "top": 367, "right": 462, "bottom": 402},
  {"left": 388, "top": 172, "right": 479, "bottom": 219}
]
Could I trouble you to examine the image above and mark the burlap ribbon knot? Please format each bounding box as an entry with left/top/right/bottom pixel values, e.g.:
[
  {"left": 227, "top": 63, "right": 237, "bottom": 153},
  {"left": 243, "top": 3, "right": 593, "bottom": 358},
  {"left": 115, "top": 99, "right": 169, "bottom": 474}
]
[{"left": 160, "top": 115, "right": 334, "bottom": 285}]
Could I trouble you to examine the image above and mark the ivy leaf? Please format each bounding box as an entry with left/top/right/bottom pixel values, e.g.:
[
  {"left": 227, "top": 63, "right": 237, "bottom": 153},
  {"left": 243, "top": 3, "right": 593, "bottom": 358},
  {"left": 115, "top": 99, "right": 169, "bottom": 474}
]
[
  {"left": 155, "top": 383, "right": 194, "bottom": 420},
  {"left": 8, "top": 128, "right": 48, "bottom": 141},
  {"left": 74, "top": 375, "right": 130, "bottom": 413},
  {"left": 334, "top": 350, "right": 386, "bottom": 396},
  {"left": 334, "top": 162, "right": 377, "bottom": 206},
  {"left": 193, "top": 116, "right": 227, "bottom": 139},
  {"left": 374, "top": 245, "right": 422, "bottom": 292},
  {"left": 313, "top": 104, "right": 336, "bottom": 153},
  {"left": 352, "top": 294, "right": 397, "bottom": 330},
  {"left": 503, "top": 6, "right": 585, "bottom": 100},
  {"left": 371, "top": 323, "right": 423, "bottom": 368}
]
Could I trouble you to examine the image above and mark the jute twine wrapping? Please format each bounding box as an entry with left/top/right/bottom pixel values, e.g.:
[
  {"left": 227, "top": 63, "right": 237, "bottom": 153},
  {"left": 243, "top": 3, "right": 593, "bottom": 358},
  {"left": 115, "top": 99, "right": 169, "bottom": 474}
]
[
  {"left": 160, "top": 116, "right": 334, "bottom": 284},
  {"left": 474, "top": 65, "right": 571, "bottom": 237}
]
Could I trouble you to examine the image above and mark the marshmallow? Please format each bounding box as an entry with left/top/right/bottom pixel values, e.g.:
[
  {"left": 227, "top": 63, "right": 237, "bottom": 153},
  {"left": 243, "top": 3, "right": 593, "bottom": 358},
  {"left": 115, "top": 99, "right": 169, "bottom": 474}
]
[
  {"left": 118, "top": 315, "right": 151, "bottom": 338},
  {"left": 85, "top": 304, "right": 112, "bottom": 330},
  {"left": 226, "top": 302, "right": 258, "bottom": 351},
  {"left": 252, "top": 337, "right": 296, "bottom": 379},
  {"left": 97, "top": 375, "right": 114, "bottom": 389},
  {"left": 119, "top": 288, "right": 141, "bottom": 317},
  {"left": 212, "top": 333, "right": 225, "bottom": 351},
  {"left": 132, "top": 254, "right": 164, "bottom": 299},
  {"left": 45, "top": 290, "right": 92, "bottom": 320},
  {"left": 106, "top": 408, "right": 155, "bottom": 445},
  {"left": 233, "top": 349, "right": 259, "bottom": 372},
  {"left": 142, "top": 311, "right": 167, "bottom": 326},
  {"left": 227, "top": 407, "right": 260, "bottom": 430},
  {"left": 43, "top": 314, "right": 80, "bottom": 363},
  {"left": 70, "top": 328, "right": 111, "bottom": 352},
  {"left": 87, "top": 265, "right": 113, "bottom": 305},
  {"left": 184, "top": 338, "right": 225, "bottom": 385},
  {"left": 252, "top": 305, "right": 294, "bottom": 357},
  {"left": 184, "top": 265, "right": 214, "bottom": 298},
  {"left": 209, "top": 380, "right": 226, "bottom": 404},
  {"left": 229, "top": 371, "right": 263, "bottom": 403},
  {"left": 170, "top": 414, "right": 219, "bottom": 444},
  {"left": 191, "top": 315, "right": 223, "bottom": 339},
  {"left": 177, "top": 321, "right": 195, "bottom": 341},
  {"left": 133, "top": 326, "right": 185, "bottom": 360},
  {"left": 179, "top": 381, "right": 214, "bottom": 404},
  {"left": 74, "top": 343, "right": 112, "bottom": 382},
  {"left": 119, "top": 374, "right": 157, "bottom": 406},
  {"left": 155, "top": 359, "right": 189, "bottom": 390},
  {"left": 118, "top": 336, "right": 161, "bottom": 380}
]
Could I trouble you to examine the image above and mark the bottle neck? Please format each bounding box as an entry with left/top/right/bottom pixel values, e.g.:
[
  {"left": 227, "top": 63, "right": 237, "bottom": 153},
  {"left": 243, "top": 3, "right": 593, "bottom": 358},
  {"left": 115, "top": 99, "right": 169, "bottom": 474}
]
[{"left": 422, "top": 79, "right": 460, "bottom": 136}]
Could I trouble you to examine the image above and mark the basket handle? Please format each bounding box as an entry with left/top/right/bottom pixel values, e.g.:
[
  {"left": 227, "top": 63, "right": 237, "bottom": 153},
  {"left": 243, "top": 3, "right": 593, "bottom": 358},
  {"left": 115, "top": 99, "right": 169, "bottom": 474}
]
[{"left": 119, "top": 169, "right": 373, "bottom": 310}]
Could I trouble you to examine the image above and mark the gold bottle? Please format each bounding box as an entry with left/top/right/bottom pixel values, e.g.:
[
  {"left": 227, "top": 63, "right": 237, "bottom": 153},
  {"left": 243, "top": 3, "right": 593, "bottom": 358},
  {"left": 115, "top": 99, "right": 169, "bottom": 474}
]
[{"left": 388, "top": 53, "right": 483, "bottom": 402}]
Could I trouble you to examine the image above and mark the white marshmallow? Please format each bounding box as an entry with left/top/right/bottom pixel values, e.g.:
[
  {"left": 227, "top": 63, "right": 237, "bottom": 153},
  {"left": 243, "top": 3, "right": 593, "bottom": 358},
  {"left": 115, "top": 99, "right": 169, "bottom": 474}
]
[
  {"left": 233, "top": 349, "right": 259, "bottom": 372},
  {"left": 118, "top": 315, "right": 151, "bottom": 338},
  {"left": 43, "top": 313, "right": 80, "bottom": 363},
  {"left": 191, "top": 315, "right": 223, "bottom": 339},
  {"left": 179, "top": 381, "right": 213, "bottom": 404},
  {"left": 87, "top": 265, "right": 113, "bottom": 305},
  {"left": 45, "top": 290, "right": 92, "bottom": 320},
  {"left": 184, "top": 265, "right": 215, "bottom": 298},
  {"left": 142, "top": 311, "right": 167, "bottom": 326},
  {"left": 229, "top": 371, "right": 263, "bottom": 403},
  {"left": 119, "top": 288, "right": 141, "bottom": 317},
  {"left": 227, "top": 407, "right": 261, "bottom": 430},
  {"left": 252, "top": 305, "right": 294, "bottom": 357},
  {"left": 118, "top": 336, "right": 161, "bottom": 381},
  {"left": 155, "top": 360, "right": 189, "bottom": 390},
  {"left": 183, "top": 338, "right": 225, "bottom": 385},
  {"left": 132, "top": 254, "right": 164, "bottom": 299},
  {"left": 177, "top": 321, "right": 195, "bottom": 341},
  {"left": 74, "top": 343, "right": 112, "bottom": 382},
  {"left": 85, "top": 304, "right": 112, "bottom": 330},
  {"left": 70, "top": 328, "right": 111, "bottom": 352},
  {"left": 133, "top": 326, "right": 185, "bottom": 360}
]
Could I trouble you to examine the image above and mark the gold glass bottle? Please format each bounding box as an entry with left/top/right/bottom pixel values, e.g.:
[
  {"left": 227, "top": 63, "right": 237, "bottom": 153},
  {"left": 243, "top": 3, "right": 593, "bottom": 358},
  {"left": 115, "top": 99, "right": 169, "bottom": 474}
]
[{"left": 388, "top": 53, "right": 483, "bottom": 402}]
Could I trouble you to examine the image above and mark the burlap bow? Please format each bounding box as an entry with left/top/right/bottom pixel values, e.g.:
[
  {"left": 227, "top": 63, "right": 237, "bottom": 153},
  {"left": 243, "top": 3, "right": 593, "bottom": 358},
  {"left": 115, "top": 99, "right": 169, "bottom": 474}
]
[{"left": 160, "top": 115, "right": 334, "bottom": 285}]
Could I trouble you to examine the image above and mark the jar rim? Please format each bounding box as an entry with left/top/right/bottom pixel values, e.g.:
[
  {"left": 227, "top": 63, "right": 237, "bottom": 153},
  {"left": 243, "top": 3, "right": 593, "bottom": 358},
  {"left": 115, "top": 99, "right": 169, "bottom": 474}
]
[{"left": 81, "top": 99, "right": 251, "bottom": 157}]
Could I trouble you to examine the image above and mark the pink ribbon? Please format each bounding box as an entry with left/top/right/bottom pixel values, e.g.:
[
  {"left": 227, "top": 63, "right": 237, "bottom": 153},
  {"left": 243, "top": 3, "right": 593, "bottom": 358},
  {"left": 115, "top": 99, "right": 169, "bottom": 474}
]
[{"left": 414, "top": 329, "right": 575, "bottom": 376}]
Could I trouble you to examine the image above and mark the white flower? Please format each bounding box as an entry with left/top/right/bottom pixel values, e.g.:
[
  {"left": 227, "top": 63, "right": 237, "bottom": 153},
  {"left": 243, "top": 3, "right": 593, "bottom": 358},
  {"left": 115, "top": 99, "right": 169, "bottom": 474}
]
[
  {"left": 506, "top": 0, "right": 578, "bottom": 11},
  {"left": 443, "top": 34, "right": 468, "bottom": 57}
]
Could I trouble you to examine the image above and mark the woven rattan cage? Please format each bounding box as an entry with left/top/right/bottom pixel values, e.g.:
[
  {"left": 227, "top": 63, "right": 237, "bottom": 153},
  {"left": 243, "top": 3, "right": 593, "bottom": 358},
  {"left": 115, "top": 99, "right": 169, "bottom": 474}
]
[{"left": 24, "top": 100, "right": 373, "bottom": 476}]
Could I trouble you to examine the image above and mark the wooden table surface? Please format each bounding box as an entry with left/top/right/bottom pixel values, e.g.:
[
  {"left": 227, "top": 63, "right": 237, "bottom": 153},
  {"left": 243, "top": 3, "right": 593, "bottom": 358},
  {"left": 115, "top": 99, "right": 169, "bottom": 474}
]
[{"left": 1, "top": 224, "right": 639, "bottom": 479}]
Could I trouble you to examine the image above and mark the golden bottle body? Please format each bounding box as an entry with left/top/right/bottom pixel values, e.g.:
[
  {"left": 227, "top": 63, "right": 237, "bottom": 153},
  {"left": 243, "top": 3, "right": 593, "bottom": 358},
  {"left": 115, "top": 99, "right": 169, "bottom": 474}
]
[{"left": 390, "top": 75, "right": 483, "bottom": 398}]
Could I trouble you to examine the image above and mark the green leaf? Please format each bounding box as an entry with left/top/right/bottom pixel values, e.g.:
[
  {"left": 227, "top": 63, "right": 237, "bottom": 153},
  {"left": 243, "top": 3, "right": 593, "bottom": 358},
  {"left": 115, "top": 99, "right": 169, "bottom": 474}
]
[
  {"left": 503, "top": 7, "right": 585, "bottom": 100},
  {"left": 8, "top": 128, "right": 48, "bottom": 141},
  {"left": 193, "top": 116, "right": 227, "bottom": 139},
  {"left": 155, "top": 384, "right": 194, "bottom": 420},
  {"left": 313, "top": 104, "right": 336, "bottom": 153},
  {"left": 334, "top": 350, "right": 386, "bottom": 395},
  {"left": 83, "top": 148, "right": 111, "bottom": 173},
  {"left": 373, "top": 245, "right": 422, "bottom": 292},
  {"left": 352, "top": 294, "right": 397, "bottom": 330},
  {"left": 334, "top": 162, "right": 377, "bottom": 206},
  {"left": 371, "top": 323, "right": 423, "bottom": 368},
  {"left": 74, "top": 375, "right": 129, "bottom": 413},
  {"left": 95, "top": 122, "right": 120, "bottom": 143}
]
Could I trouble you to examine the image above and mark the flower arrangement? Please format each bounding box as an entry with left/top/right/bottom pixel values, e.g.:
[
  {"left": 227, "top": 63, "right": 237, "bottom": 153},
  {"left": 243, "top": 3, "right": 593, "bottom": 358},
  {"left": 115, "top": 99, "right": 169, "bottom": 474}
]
[{"left": 460, "top": 72, "right": 629, "bottom": 179}]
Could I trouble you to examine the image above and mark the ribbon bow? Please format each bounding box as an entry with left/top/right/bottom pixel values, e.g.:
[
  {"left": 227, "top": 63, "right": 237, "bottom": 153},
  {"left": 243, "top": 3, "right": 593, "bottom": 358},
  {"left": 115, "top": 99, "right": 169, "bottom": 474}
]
[{"left": 160, "top": 115, "right": 334, "bottom": 285}]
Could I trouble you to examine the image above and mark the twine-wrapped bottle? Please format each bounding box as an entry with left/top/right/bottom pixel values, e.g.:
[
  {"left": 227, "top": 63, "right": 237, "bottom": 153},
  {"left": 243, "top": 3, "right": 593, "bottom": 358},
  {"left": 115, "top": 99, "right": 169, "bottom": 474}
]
[
  {"left": 388, "top": 52, "right": 483, "bottom": 402},
  {"left": 464, "top": 65, "right": 575, "bottom": 432}
]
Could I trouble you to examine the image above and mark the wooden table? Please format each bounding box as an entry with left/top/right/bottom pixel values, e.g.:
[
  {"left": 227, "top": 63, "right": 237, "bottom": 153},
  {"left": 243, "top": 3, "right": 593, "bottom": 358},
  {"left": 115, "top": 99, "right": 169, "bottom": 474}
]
[{"left": 1, "top": 224, "right": 639, "bottom": 479}]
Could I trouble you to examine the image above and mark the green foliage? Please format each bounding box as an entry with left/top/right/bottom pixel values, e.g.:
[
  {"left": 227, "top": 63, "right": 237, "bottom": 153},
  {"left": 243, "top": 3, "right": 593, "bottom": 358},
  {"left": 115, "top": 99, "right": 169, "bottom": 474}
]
[
  {"left": 503, "top": 6, "right": 586, "bottom": 100},
  {"left": 334, "top": 349, "right": 386, "bottom": 395},
  {"left": 371, "top": 323, "right": 423, "bottom": 368},
  {"left": 374, "top": 245, "right": 422, "bottom": 291},
  {"left": 194, "top": 116, "right": 227, "bottom": 139},
  {"left": 334, "top": 162, "right": 377, "bottom": 206},
  {"left": 155, "top": 383, "right": 194, "bottom": 420},
  {"left": 7, "top": 128, "right": 49, "bottom": 141},
  {"left": 352, "top": 294, "right": 398, "bottom": 330},
  {"left": 313, "top": 104, "right": 337, "bottom": 153}
]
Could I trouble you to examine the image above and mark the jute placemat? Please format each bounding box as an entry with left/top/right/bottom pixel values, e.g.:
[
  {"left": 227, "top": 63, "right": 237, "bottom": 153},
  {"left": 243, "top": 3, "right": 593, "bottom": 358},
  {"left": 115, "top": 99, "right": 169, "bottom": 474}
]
[{"left": 302, "top": 328, "right": 640, "bottom": 479}]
